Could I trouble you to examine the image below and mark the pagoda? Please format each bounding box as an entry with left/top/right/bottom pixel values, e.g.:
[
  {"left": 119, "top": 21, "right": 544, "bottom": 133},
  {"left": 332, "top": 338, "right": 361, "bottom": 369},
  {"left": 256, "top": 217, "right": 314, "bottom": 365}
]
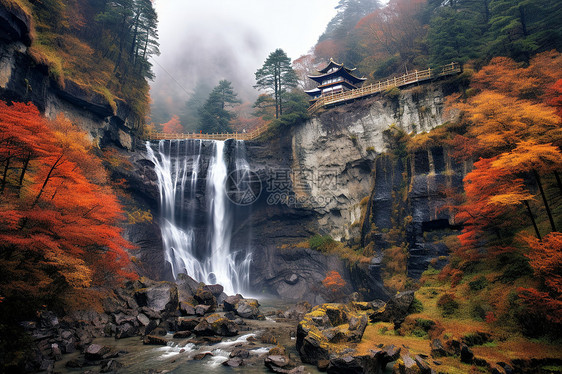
[{"left": 305, "top": 59, "right": 367, "bottom": 102}]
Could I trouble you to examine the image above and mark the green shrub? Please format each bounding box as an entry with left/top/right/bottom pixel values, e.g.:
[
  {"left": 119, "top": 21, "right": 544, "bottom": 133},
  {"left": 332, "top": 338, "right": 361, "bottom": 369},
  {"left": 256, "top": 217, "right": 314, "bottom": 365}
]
[
  {"left": 468, "top": 276, "right": 488, "bottom": 291},
  {"left": 437, "top": 294, "right": 459, "bottom": 317},
  {"left": 408, "top": 297, "right": 424, "bottom": 313},
  {"left": 309, "top": 234, "right": 335, "bottom": 252}
]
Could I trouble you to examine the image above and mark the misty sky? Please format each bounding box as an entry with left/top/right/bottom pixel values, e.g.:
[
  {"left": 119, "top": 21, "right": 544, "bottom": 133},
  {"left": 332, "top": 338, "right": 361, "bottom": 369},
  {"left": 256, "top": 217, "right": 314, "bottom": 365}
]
[{"left": 150, "top": 0, "right": 340, "bottom": 122}]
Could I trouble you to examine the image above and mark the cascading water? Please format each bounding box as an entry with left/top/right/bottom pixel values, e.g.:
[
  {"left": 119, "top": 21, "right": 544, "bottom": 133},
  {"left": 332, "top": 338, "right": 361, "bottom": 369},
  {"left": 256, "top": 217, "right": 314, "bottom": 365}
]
[{"left": 146, "top": 139, "right": 252, "bottom": 295}]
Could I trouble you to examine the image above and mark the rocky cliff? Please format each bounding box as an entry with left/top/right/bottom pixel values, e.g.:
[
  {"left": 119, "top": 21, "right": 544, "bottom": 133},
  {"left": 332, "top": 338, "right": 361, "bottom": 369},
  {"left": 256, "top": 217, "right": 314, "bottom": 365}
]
[{"left": 0, "top": 3, "right": 136, "bottom": 149}]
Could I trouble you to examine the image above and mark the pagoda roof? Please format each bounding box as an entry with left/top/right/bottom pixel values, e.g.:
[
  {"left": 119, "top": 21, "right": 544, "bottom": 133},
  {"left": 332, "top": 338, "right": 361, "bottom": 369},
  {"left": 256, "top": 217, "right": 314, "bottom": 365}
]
[
  {"left": 317, "top": 58, "right": 357, "bottom": 74},
  {"left": 305, "top": 87, "right": 321, "bottom": 97},
  {"left": 308, "top": 66, "right": 367, "bottom": 85}
]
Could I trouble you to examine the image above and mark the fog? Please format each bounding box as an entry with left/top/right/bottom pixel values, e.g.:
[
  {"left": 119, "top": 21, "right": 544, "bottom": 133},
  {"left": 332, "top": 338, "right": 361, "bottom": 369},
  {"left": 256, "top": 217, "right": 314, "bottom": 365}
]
[{"left": 149, "top": 0, "right": 339, "bottom": 124}]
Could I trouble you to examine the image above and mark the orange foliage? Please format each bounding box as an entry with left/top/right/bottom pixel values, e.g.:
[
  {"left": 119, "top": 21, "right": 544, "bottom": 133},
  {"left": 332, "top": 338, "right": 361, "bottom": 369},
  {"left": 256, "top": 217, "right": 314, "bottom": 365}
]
[
  {"left": 471, "top": 52, "right": 562, "bottom": 101},
  {"left": 322, "top": 270, "right": 346, "bottom": 293},
  {"left": 547, "top": 79, "right": 562, "bottom": 119},
  {"left": 454, "top": 157, "right": 525, "bottom": 257},
  {"left": 161, "top": 115, "right": 183, "bottom": 133},
  {"left": 0, "top": 102, "right": 136, "bottom": 307}
]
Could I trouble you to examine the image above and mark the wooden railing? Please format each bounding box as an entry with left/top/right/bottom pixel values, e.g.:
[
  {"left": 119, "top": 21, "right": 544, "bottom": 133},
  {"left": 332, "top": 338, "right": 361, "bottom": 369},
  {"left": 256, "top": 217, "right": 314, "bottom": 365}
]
[
  {"left": 147, "top": 121, "right": 270, "bottom": 141},
  {"left": 307, "top": 62, "right": 461, "bottom": 114}
]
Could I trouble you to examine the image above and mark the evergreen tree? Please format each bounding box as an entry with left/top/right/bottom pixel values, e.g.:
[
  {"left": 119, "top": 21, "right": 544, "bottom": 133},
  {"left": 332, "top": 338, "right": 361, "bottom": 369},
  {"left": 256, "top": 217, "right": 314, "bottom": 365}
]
[
  {"left": 427, "top": 6, "right": 484, "bottom": 66},
  {"left": 254, "top": 49, "right": 298, "bottom": 119},
  {"left": 180, "top": 81, "right": 212, "bottom": 132},
  {"left": 198, "top": 80, "right": 240, "bottom": 133}
]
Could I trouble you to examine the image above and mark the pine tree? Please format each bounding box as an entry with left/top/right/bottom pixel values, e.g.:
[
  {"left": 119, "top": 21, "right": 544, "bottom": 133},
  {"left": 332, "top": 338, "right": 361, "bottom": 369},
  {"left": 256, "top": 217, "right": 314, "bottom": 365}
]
[
  {"left": 198, "top": 80, "right": 240, "bottom": 133},
  {"left": 254, "top": 49, "right": 298, "bottom": 119}
]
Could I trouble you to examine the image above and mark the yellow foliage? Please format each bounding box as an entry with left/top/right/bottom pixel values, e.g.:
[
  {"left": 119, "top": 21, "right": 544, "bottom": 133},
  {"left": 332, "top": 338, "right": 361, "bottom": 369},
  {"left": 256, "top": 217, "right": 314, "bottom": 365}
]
[{"left": 127, "top": 209, "right": 153, "bottom": 224}]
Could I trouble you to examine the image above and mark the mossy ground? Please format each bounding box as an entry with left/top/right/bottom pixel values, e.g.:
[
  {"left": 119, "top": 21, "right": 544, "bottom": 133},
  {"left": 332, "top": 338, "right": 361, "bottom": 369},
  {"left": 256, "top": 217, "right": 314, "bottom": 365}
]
[{"left": 357, "top": 270, "right": 562, "bottom": 373}]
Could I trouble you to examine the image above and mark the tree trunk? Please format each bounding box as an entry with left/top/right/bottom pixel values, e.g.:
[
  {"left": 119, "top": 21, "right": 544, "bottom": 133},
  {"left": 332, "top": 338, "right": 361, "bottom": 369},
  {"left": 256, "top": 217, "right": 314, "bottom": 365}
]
[
  {"left": 523, "top": 200, "right": 541, "bottom": 240},
  {"left": 533, "top": 169, "right": 556, "bottom": 232},
  {"left": 33, "top": 154, "right": 64, "bottom": 207},
  {"left": 17, "top": 154, "right": 30, "bottom": 194},
  {"left": 1, "top": 156, "right": 11, "bottom": 193},
  {"left": 554, "top": 170, "right": 562, "bottom": 196}
]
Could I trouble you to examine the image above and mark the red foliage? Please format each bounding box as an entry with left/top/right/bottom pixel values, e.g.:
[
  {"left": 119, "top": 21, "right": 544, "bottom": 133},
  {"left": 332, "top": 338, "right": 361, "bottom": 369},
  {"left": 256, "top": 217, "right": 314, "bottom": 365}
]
[
  {"left": 322, "top": 270, "right": 346, "bottom": 293},
  {"left": 547, "top": 79, "right": 562, "bottom": 119},
  {"left": 161, "top": 115, "right": 183, "bottom": 134},
  {"left": 0, "top": 102, "right": 136, "bottom": 305}
]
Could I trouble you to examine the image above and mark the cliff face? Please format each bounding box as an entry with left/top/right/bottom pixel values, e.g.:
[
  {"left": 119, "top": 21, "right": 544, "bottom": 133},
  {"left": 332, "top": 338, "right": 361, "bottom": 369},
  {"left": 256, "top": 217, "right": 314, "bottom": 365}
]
[
  {"left": 0, "top": 3, "right": 135, "bottom": 149},
  {"left": 291, "top": 83, "right": 459, "bottom": 241}
]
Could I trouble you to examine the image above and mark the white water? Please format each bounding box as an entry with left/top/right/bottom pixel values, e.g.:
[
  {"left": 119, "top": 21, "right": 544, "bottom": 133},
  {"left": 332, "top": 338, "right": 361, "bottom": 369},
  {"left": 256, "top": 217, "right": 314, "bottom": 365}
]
[{"left": 146, "top": 140, "right": 251, "bottom": 295}]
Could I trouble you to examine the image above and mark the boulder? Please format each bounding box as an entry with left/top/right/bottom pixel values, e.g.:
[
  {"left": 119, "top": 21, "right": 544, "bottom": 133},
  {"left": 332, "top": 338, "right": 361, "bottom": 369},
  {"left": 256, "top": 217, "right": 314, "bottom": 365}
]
[
  {"left": 115, "top": 323, "right": 137, "bottom": 339},
  {"left": 193, "top": 314, "right": 238, "bottom": 336},
  {"left": 173, "top": 331, "right": 192, "bottom": 339},
  {"left": 430, "top": 339, "right": 448, "bottom": 358},
  {"left": 205, "top": 284, "right": 224, "bottom": 297},
  {"left": 137, "top": 313, "right": 150, "bottom": 326},
  {"left": 179, "top": 302, "right": 196, "bottom": 316},
  {"left": 194, "top": 288, "right": 217, "bottom": 309},
  {"left": 283, "top": 301, "right": 312, "bottom": 320},
  {"left": 143, "top": 335, "right": 168, "bottom": 345},
  {"left": 236, "top": 299, "right": 260, "bottom": 319},
  {"left": 265, "top": 355, "right": 291, "bottom": 370},
  {"left": 177, "top": 317, "right": 200, "bottom": 331},
  {"left": 230, "top": 348, "right": 250, "bottom": 359},
  {"left": 135, "top": 282, "right": 179, "bottom": 314},
  {"left": 84, "top": 344, "right": 117, "bottom": 361},
  {"left": 297, "top": 304, "right": 369, "bottom": 366},
  {"left": 369, "top": 291, "right": 414, "bottom": 326},
  {"left": 100, "top": 359, "right": 123, "bottom": 373},
  {"left": 195, "top": 304, "right": 212, "bottom": 316},
  {"left": 222, "top": 358, "right": 243, "bottom": 367},
  {"left": 223, "top": 294, "right": 243, "bottom": 311}
]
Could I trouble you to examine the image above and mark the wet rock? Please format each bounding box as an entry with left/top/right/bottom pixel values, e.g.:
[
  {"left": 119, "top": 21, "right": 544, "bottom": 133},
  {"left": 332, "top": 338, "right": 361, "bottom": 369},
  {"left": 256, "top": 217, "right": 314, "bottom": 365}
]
[
  {"left": 222, "top": 358, "right": 243, "bottom": 367},
  {"left": 179, "top": 302, "right": 196, "bottom": 316},
  {"left": 115, "top": 323, "right": 137, "bottom": 339},
  {"left": 193, "top": 352, "right": 213, "bottom": 360},
  {"left": 223, "top": 294, "right": 243, "bottom": 311},
  {"left": 85, "top": 344, "right": 118, "bottom": 361},
  {"left": 195, "top": 304, "right": 212, "bottom": 316},
  {"left": 178, "top": 317, "right": 199, "bottom": 331},
  {"left": 236, "top": 299, "right": 260, "bottom": 319},
  {"left": 269, "top": 345, "right": 287, "bottom": 356},
  {"left": 283, "top": 301, "right": 312, "bottom": 321},
  {"left": 135, "top": 281, "right": 179, "bottom": 314},
  {"left": 113, "top": 312, "right": 137, "bottom": 325},
  {"left": 230, "top": 348, "right": 250, "bottom": 359},
  {"left": 265, "top": 355, "right": 291, "bottom": 369},
  {"left": 194, "top": 288, "right": 217, "bottom": 310},
  {"left": 100, "top": 359, "right": 123, "bottom": 373},
  {"left": 172, "top": 331, "right": 192, "bottom": 339},
  {"left": 65, "top": 358, "right": 84, "bottom": 368},
  {"left": 137, "top": 313, "right": 150, "bottom": 326},
  {"left": 205, "top": 284, "right": 224, "bottom": 297},
  {"left": 193, "top": 314, "right": 238, "bottom": 337},
  {"left": 143, "top": 320, "right": 159, "bottom": 336},
  {"left": 260, "top": 331, "right": 278, "bottom": 344},
  {"left": 143, "top": 335, "right": 168, "bottom": 345}
]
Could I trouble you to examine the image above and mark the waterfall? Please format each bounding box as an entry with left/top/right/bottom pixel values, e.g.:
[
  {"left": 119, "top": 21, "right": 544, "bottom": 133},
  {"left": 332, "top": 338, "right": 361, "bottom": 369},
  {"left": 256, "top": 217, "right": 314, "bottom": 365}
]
[{"left": 146, "top": 139, "right": 252, "bottom": 295}]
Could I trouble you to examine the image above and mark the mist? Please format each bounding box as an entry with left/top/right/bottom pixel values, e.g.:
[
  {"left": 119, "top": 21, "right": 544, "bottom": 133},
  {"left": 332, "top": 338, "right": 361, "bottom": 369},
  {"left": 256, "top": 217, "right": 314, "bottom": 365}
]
[{"left": 149, "top": 0, "right": 339, "bottom": 125}]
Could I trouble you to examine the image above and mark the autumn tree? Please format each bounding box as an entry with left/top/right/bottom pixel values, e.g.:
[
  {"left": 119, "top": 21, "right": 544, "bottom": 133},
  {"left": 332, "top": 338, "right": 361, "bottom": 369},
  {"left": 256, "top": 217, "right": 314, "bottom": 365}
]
[
  {"left": 254, "top": 49, "right": 299, "bottom": 119},
  {"left": 322, "top": 270, "right": 347, "bottom": 301},
  {"left": 0, "top": 102, "right": 136, "bottom": 316},
  {"left": 161, "top": 115, "right": 183, "bottom": 134},
  {"left": 518, "top": 232, "right": 562, "bottom": 327}
]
